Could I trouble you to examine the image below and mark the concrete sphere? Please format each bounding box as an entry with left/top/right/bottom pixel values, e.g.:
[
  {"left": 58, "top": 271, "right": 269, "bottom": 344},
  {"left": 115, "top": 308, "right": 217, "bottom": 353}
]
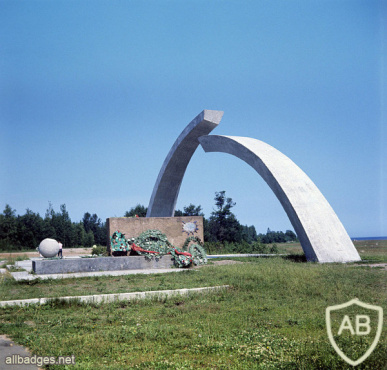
[{"left": 39, "top": 238, "right": 60, "bottom": 258}]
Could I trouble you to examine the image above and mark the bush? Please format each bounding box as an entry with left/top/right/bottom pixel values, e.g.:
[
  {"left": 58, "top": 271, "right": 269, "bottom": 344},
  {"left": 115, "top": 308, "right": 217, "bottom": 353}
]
[
  {"left": 0, "top": 239, "right": 24, "bottom": 252},
  {"left": 204, "top": 242, "right": 224, "bottom": 255},
  {"left": 91, "top": 245, "right": 108, "bottom": 256},
  {"left": 270, "top": 243, "right": 279, "bottom": 253}
]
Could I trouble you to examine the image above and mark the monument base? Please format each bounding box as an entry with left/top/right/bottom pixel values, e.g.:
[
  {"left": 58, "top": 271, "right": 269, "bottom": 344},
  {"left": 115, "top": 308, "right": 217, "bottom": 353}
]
[{"left": 32, "top": 256, "right": 174, "bottom": 275}]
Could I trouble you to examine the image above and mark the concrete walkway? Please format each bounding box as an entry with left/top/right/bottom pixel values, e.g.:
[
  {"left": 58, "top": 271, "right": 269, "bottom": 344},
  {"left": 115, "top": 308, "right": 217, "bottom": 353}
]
[
  {"left": 4, "top": 258, "right": 184, "bottom": 281},
  {"left": 0, "top": 285, "right": 229, "bottom": 308},
  {"left": 2, "top": 254, "right": 283, "bottom": 281},
  {"left": 0, "top": 335, "right": 41, "bottom": 370},
  {"left": 10, "top": 268, "right": 185, "bottom": 281}
]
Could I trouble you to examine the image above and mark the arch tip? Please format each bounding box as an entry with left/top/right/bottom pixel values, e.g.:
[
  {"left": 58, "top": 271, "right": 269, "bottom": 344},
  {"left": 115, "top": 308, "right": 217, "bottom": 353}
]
[{"left": 202, "top": 110, "right": 224, "bottom": 125}]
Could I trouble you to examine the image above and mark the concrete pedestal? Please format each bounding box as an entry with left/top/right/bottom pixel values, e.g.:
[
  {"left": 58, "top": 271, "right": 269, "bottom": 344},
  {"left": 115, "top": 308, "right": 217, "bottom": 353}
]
[{"left": 32, "top": 256, "right": 174, "bottom": 275}]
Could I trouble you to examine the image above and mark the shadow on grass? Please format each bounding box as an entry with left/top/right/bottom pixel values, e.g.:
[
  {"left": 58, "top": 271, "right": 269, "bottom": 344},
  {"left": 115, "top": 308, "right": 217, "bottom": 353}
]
[{"left": 282, "top": 254, "right": 307, "bottom": 263}]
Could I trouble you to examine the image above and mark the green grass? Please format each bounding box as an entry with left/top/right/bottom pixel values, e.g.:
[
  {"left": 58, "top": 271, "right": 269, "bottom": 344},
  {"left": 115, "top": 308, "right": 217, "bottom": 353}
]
[
  {"left": 352, "top": 239, "right": 387, "bottom": 263},
  {"left": 0, "top": 254, "right": 30, "bottom": 268},
  {"left": 276, "top": 239, "right": 387, "bottom": 263},
  {"left": 0, "top": 242, "right": 386, "bottom": 369}
]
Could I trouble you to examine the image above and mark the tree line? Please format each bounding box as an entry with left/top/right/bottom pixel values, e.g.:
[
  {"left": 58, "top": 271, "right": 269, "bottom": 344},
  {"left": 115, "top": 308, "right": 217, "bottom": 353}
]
[
  {"left": 0, "top": 191, "right": 298, "bottom": 251},
  {"left": 0, "top": 203, "right": 106, "bottom": 251},
  {"left": 125, "top": 191, "right": 298, "bottom": 245}
]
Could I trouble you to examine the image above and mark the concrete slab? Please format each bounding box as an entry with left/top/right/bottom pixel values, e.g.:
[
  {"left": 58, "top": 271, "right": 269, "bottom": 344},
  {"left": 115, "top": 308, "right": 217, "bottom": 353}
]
[
  {"left": 14, "top": 260, "right": 33, "bottom": 272},
  {"left": 0, "top": 285, "right": 229, "bottom": 307},
  {"left": 7, "top": 254, "right": 285, "bottom": 281},
  {"left": 32, "top": 255, "right": 174, "bottom": 274},
  {"left": 10, "top": 271, "right": 30, "bottom": 280},
  {"left": 10, "top": 268, "right": 185, "bottom": 281}
]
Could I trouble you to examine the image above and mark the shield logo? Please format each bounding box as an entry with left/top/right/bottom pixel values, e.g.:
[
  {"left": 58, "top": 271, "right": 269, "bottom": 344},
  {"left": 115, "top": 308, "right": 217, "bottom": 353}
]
[{"left": 326, "top": 298, "right": 383, "bottom": 366}]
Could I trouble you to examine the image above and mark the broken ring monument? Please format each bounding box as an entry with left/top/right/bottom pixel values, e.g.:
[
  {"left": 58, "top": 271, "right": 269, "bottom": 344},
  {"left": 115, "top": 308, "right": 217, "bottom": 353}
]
[
  {"left": 146, "top": 109, "right": 360, "bottom": 264},
  {"left": 33, "top": 109, "right": 360, "bottom": 274}
]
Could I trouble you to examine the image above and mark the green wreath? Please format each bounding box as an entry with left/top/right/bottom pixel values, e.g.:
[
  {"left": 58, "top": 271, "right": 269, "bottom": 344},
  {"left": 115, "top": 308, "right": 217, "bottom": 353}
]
[
  {"left": 189, "top": 243, "right": 208, "bottom": 266},
  {"left": 110, "top": 231, "right": 131, "bottom": 255},
  {"left": 113, "top": 229, "right": 207, "bottom": 268},
  {"left": 182, "top": 236, "right": 204, "bottom": 251}
]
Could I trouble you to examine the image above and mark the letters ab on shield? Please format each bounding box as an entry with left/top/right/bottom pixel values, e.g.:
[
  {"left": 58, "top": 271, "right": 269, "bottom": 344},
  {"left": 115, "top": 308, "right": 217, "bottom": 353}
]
[{"left": 326, "top": 298, "right": 383, "bottom": 366}]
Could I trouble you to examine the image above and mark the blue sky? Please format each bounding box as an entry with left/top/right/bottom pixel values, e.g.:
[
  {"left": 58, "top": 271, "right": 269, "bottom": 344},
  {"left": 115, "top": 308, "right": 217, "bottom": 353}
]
[{"left": 1, "top": 0, "right": 386, "bottom": 237}]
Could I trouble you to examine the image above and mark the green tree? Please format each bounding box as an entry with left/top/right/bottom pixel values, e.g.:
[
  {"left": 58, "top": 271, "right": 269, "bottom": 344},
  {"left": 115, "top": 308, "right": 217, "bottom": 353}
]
[
  {"left": 285, "top": 230, "right": 298, "bottom": 242},
  {"left": 73, "top": 222, "right": 86, "bottom": 247},
  {"left": 0, "top": 204, "right": 17, "bottom": 238},
  {"left": 84, "top": 230, "right": 95, "bottom": 247},
  {"left": 96, "top": 222, "right": 107, "bottom": 246},
  {"left": 124, "top": 204, "right": 148, "bottom": 217},
  {"left": 82, "top": 212, "right": 105, "bottom": 245},
  {"left": 45, "top": 201, "right": 55, "bottom": 219},
  {"left": 0, "top": 204, "right": 19, "bottom": 249},
  {"left": 258, "top": 228, "right": 297, "bottom": 244},
  {"left": 44, "top": 203, "right": 74, "bottom": 247},
  {"left": 41, "top": 217, "right": 56, "bottom": 240},
  {"left": 53, "top": 204, "right": 74, "bottom": 247},
  {"left": 175, "top": 204, "right": 204, "bottom": 217},
  {"left": 208, "top": 191, "right": 243, "bottom": 243},
  {"left": 17, "top": 209, "right": 44, "bottom": 249},
  {"left": 241, "top": 225, "right": 258, "bottom": 243}
]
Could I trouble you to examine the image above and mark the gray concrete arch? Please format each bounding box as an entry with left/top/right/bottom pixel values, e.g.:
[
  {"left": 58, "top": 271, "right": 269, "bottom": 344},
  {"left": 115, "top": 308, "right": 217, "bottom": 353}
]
[
  {"left": 198, "top": 135, "right": 360, "bottom": 263},
  {"left": 146, "top": 110, "right": 224, "bottom": 217}
]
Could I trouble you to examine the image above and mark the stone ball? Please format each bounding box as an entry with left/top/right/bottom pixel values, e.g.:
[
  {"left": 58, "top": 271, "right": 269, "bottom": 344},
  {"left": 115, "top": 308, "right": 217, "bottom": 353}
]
[{"left": 39, "top": 238, "right": 60, "bottom": 258}]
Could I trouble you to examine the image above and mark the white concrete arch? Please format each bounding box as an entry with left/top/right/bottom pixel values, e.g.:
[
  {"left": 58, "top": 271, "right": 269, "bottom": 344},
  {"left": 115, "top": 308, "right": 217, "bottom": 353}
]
[
  {"left": 146, "top": 110, "right": 360, "bottom": 263},
  {"left": 146, "top": 110, "right": 224, "bottom": 217},
  {"left": 198, "top": 135, "right": 360, "bottom": 263}
]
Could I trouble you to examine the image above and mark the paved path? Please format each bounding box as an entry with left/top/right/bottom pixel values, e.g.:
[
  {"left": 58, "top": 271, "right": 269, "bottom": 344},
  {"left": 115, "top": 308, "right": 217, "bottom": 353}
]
[
  {"left": 2, "top": 258, "right": 184, "bottom": 281},
  {"left": 1, "top": 254, "right": 284, "bottom": 281},
  {"left": 0, "top": 335, "right": 40, "bottom": 370},
  {"left": 10, "top": 268, "right": 185, "bottom": 281},
  {"left": 0, "top": 286, "right": 229, "bottom": 308},
  {"left": 2, "top": 254, "right": 282, "bottom": 281}
]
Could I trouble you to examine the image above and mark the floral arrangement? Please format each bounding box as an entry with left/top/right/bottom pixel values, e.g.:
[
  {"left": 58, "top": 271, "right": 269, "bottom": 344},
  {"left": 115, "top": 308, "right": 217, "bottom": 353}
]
[
  {"left": 182, "top": 235, "right": 207, "bottom": 266},
  {"left": 110, "top": 231, "right": 131, "bottom": 254},
  {"left": 91, "top": 245, "right": 108, "bottom": 256},
  {"left": 111, "top": 229, "right": 207, "bottom": 268}
]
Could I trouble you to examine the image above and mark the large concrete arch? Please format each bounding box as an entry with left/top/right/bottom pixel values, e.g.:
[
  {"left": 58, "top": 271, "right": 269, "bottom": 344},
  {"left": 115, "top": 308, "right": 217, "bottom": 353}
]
[
  {"left": 146, "top": 110, "right": 224, "bottom": 217},
  {"left": 198, "top": 135, "right": 361, "bottom": 263}
]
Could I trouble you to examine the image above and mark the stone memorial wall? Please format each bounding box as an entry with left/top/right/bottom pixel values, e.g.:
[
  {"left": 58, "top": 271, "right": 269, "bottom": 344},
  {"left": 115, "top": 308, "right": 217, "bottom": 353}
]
[{"left": 106, "top": 216, "right": 204, "bottom": 250}]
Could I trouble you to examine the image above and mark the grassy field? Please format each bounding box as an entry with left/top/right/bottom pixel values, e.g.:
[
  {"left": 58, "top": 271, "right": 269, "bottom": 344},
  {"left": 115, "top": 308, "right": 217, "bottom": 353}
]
[{"left": 0, "top": 242, "right": 385, "bottom": 369}]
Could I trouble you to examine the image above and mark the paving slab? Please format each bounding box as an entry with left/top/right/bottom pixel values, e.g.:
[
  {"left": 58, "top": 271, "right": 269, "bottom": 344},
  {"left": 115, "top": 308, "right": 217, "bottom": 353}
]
[
  {"left": 10, "top": 268, "right": 184, "bottom": 281},
  {"left": 0, "top": 285, "right": 229, "bottom": 307},
  {"left": 0, "top": 335, "right": 40, "bottom": 370},
  {"left": 14, "top": 260, "right": 33, "bottom": 272},
  {"left": 4, "top": 254, "right": 283, "bottom": 281},
  {"left": 32, "top": 255, "right": 174, "bottom": 274}
]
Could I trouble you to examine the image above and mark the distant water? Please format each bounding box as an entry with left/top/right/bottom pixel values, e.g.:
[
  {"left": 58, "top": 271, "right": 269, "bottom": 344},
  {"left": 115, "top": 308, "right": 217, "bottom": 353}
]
[{"left": 351, "top": 236, "right": 387, "bottom": 241}]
